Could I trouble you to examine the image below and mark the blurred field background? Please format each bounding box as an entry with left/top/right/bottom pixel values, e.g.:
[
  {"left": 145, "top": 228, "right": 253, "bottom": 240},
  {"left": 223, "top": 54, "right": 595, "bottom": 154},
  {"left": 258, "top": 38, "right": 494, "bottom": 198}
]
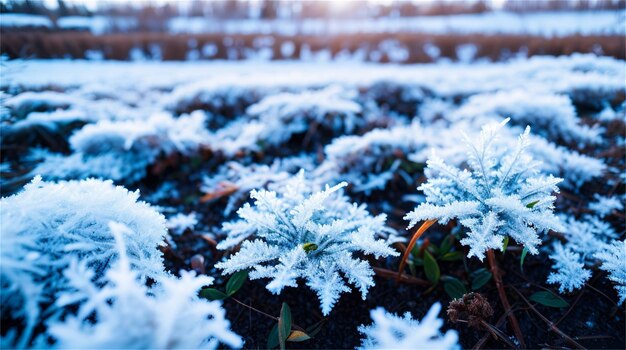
[{"left": 1, "top": 0, "right": 625, "bottom": 62}]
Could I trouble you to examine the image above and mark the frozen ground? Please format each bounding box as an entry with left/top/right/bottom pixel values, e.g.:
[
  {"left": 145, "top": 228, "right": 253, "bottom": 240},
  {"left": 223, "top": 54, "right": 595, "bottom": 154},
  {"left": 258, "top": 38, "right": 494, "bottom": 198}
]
[{"left": 1, "top": 54, "right": 625, "bottom": 349}]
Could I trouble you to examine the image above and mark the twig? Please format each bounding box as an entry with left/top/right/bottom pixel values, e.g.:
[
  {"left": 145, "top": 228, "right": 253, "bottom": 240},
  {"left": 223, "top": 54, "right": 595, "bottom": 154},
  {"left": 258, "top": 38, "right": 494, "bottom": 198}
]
[
  {"left": 510, "top": 286, "right": 585, "bottom": 349},
  {"left": 374, "top": 267, "right": 430, "bottom": 286},
  {"left": 473, "top": 310, "right": 508, "bottom": 349},
  {"left": 230, "top": 297, "right": 306, "bottom": 332},
  {"left": 487, "top": 249, "right": 526, "bottom": 349}
]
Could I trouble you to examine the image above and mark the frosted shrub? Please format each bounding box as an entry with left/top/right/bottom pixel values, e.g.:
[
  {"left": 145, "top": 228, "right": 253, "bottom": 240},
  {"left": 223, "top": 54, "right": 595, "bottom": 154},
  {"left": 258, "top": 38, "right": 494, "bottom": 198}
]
[
  {"left": 0, "top": 177, "right": 166, "bottom": 346},
  {"left": 589, "top": 194, "right": 624, "bottom": 218},
  {"left": 547, "top": 243, "right": 592, "bottom": 293},
  {"left": 216, "top": 171, "right": 398, "bottom": 315},
  {"left": 453, "top": 90, "right": 602, "bottom": 144},
  {"left": 547, "top": 215, "right": 618, "bottom": 294},
  {"left": 202, "top": 155, "right": 314, "bottom": 215},
  {"left": 595, "top": 240, "right": 626, "bottom": 305},
  {"left": 227, "top": 85, "right": 363, "bottom": 149},
  {"left": 404, "top": 119, "right": 563, "bottom": 260},
  {"left": 32, "top": 111, "right": 208, "bottom": 182},
  {"left": 321, "top": 122, "right": 429, "bottom": 194},
  {"left": 358, "top": 303, "right": 459, "bottom": 350},
  {"left": 167, "top": 212, "right": 198, "bottom": 235},
  {"left": 5, "top": 91, "right": 82, "bottom": 119},
  {"left": 46, "top": 222, "right": 242, "bottom": 349}
]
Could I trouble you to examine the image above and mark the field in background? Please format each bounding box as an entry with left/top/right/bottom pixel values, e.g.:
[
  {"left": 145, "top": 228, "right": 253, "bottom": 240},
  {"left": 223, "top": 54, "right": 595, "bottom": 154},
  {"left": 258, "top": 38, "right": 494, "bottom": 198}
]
[{"left": 1, "top": 31, "right": 623, "bottom": 62}]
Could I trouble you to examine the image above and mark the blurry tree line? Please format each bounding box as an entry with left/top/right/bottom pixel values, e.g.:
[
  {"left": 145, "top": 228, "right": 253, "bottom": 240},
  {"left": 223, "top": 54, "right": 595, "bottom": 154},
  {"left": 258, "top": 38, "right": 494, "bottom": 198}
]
[{"left": 2, "top": 0, "right": 624, "bottom": 22}]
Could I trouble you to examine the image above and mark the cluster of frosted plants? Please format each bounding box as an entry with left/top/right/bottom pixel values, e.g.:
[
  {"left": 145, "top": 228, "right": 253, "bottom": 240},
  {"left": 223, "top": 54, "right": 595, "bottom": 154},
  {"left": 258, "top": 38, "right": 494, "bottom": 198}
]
[
  {"left": 31, "top": 111, "right": 208, "bottom": 183},
  {"left": 452, "top": 90, "right": 602, "bottom": 144},
  {"left": 320, "top": 121, "right": 429, "bottom": 194},
  {"left": 216, "top": 171, "right": 399, "bottom": 315},
  {"left": 201, "top": 155, "right": 315, "bottom": 215},
  {"left": 206, "top": 86, "right": 366, "bottom": 157},
  {"left": 2, "top": 54, "right": 625, "bottom": 348},
  {"left": 0, "top": 178, "right": 240, "bottom": 349}
]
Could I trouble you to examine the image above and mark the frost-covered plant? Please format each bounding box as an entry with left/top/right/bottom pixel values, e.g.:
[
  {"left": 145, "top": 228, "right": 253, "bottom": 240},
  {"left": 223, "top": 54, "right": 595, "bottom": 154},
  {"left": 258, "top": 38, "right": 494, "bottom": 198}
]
[
  {"left": 167, "top": 212, "right": 198, "bottom": 235},
  {"left": 547, "top": 215, "right": 617, "bottom": 294},
  {"left": 589, "top": 194, "right": 624, "bottom": 218},
  {"left": 46, "top": 222, "right": 242, "bottom": 349},
  {"left": 215, "top": 171, "right": 398, "bottom": 315},
  {"left": 547, "top": 243, "right": 592, "bottom": 293},
  {"left": 0, "top": 177, "right": 166, "bottom": 346},
  {"left": 452, "top": 90, "right": 602, "bottom": 144},
  {"left": 595, "top": 240, "right": 626, "bottom": 305},
  {"left": 524, "top": 134, "right": 605, "bottom": 188},
  {"left": 202, "top": 155, "right": 314, "bottom": 215},
  {"left": 320, "top": 121, "right": 428, "bottom": 194},
  {"left": 357, "top": 303, "right": 459, "bottom": 350},
  {"left": 246, "top": 85, "right": 363, "bottom": 136},
  {"left": 5, "top": 91, "right": 82, "bottom": 119},
  {"left": 32, "top": 111, "right": 208, "bottom": 182},
  {"left": 404, "top": 118, "right": 563, "bottom": 260}
]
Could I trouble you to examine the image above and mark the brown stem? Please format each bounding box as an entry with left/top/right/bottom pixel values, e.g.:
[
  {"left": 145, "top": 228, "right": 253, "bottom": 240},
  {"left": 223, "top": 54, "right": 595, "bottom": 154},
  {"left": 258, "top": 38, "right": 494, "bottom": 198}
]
[
  {"left": 374, "top": 267, "right": 430, "bottom": 286},
  {"left": 396, "top": 219, "right": 437, "bottom": 282},
  {"left": 487, "top": 249, "right": 526, "bottom": 349}
]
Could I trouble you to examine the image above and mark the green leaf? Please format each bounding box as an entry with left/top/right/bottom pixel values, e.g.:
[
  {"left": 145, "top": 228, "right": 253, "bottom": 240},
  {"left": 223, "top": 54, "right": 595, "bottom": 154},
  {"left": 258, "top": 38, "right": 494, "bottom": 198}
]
[
  {"left": 502, "top": 236, "right": 510, "bottom": 252},
  {"left": 199, "top": 288, "right": 228, "bottom": 300},
  {"left": 443, "top": 277, "right": 467, "bottom": 299},
  {"left": 287, "top": 330, "right": 311, "bottom": 342},
  {"left": 267, "top": 324, "right": 279, "bottom": 349},
  {"left": 529, "top": 291, "right": 569, "bottom": 308},
  {"left": 302, "top": 242, "right": 318, "bottom": 253},
  {"left": 278, "top": 303, "right": 292, "bottom": 350},
  {"left": 439, "top": 235, "right": 454, "bottom": 255},
  {"left": 423, "top": 251, "right": 440, "bottom": 284},
  {"left": 526, "top": 200, "right": 540, "bottom": 208},
  {"left": 226, "top": 270, "right": 248, "bottom": 296},
  {"left": 305, "top": 319, "right": 325, "bottom": 338},
  {"left": 520, "top": 247, "right": 529, "bottom": 273},
  {"left": 440, "top": 251, "right": 463, "bottom": 262},
  {"left": 470, "top": 268, "right": 492, "bottom": 290}
]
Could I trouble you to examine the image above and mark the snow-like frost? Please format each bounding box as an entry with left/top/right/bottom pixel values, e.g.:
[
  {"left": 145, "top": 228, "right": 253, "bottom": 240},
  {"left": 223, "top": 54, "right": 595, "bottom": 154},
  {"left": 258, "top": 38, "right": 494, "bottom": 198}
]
[
  {"left": 215, "top": 171, "right": 398, "bottom": 315},
  {"left": 357, "top": 303, "right": 459, "bottom": 350}
]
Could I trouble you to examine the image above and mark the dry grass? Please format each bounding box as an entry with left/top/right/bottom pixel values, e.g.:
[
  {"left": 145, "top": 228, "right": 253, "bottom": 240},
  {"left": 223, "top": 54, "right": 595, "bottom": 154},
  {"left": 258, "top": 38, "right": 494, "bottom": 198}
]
[{"left": 1, "top": 30, "right": 623, "bottom": 62}]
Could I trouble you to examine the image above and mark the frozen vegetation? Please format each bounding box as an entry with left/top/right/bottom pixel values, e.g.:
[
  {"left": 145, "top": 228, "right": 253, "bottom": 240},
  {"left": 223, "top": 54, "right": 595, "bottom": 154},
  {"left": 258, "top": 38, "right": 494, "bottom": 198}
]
[{"left": 1, "top": 53, "right": 624, "bottom": 349}]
